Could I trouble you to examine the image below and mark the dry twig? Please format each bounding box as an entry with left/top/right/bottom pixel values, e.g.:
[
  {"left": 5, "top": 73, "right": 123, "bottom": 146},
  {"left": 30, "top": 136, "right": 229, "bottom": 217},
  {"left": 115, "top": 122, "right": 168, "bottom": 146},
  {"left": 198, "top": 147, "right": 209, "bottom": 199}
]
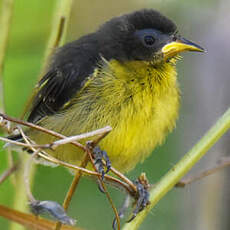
[
  {"left": 176, "top": 156, "right": 230, "bottom": 187},
  {"left": 0, "top": 163, "right": 18, "bottom": 185}
]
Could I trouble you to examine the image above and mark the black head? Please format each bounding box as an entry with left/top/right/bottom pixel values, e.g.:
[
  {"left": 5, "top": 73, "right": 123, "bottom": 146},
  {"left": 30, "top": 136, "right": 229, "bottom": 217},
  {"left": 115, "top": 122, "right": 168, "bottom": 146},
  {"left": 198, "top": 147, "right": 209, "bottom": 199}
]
[{"left": 96, "top": 9, "right": 204, "bottom": 63}]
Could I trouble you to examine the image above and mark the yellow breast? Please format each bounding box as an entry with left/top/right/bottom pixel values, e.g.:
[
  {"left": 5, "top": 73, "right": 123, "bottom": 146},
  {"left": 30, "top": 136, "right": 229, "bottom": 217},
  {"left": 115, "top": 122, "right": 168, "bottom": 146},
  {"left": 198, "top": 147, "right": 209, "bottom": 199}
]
[{"left": 98, "top": 60, "right": 180, "bottom": 172}]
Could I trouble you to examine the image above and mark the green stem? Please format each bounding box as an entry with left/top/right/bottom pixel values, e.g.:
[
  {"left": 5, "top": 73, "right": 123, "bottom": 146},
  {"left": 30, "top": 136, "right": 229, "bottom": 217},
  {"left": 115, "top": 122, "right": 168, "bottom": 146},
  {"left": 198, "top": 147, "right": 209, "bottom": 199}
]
[
  {"left": 0, "top": 0, "right": 14, "bottom": 113},
  {"left": 10, "top": 155, "right": 36, "bottom": 230},
  {"left": 40, "top": 0, "right": 74, "bottom": 76},
  {"left": 122, "top": 107, "right": 230, "bottom": 230}
]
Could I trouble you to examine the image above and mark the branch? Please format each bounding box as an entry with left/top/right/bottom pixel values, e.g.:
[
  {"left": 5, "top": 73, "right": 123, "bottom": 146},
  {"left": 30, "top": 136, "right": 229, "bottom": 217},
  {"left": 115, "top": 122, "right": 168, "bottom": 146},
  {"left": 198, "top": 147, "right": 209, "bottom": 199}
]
[
  {"left": 0, "top": 163, "right": 18, "bottom": 185},
  {"left": 0, "top": 113, "right": 136, "bottom": 194},
  {"left": 176, "top": 156, "right": 230, "bottom": 187},
  {"left": 122, "top": 107, "right": 230, "bottom": 230},
  {"left": 48, "top": 126, "right": 112, "bottom": 150},
  {"left": 0, "top": 113, "right": 130, "bottom": 229},
  {"left": 0, "top": 204, "right": 82, "bottom": 230}
]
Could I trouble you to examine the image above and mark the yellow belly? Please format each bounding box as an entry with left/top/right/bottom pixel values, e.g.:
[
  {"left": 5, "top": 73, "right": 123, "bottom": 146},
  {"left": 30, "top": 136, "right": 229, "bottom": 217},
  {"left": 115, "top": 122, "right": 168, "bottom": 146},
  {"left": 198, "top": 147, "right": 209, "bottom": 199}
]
[
  {"left": 101, "top": 90, "right": 179, "bottom": 172},
  {"left": 30, "top": 59, "right": 180, "bottom": 173}
]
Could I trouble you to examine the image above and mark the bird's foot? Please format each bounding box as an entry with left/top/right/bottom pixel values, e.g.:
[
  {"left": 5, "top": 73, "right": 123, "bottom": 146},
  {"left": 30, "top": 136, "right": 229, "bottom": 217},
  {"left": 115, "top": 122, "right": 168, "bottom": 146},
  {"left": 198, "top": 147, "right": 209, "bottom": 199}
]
[
  {"left": 127, "top": 173, "right": 149, "bottom": 222},
  {"left": 93, "top": 146, "right": 111, "bottom": 180},
  {"left": 112, "top": 173, "right": 150, "bottom": 229},
  {"left": 87, "top": 142, "right": 111, "bottom": 180},
  {"left": 128, "top": 173, "right": 150, "bottom": 222}
]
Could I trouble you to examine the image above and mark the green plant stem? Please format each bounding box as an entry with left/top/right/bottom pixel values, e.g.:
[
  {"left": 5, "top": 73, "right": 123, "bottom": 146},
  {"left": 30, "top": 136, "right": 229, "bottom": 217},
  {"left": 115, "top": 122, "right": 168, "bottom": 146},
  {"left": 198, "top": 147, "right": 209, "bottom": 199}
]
[
  {"left": 10, "top": 155, "right": 36, "bottom": 230},
  {"left": 122, "top": 107, "right": 230, "bottom": 230},
  {"left": 40, "top": 0, "right": 74, "bottom": 76},
  {"left": 0, "top": 0, "right": 14, "bottom": 113}
]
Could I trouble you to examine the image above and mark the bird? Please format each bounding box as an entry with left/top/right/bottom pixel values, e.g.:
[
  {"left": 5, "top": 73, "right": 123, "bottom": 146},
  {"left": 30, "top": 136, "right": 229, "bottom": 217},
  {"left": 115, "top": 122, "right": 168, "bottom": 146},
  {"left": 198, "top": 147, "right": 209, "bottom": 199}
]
[{"left": 11, "top": 9, "right": 204, "bottom": 175}]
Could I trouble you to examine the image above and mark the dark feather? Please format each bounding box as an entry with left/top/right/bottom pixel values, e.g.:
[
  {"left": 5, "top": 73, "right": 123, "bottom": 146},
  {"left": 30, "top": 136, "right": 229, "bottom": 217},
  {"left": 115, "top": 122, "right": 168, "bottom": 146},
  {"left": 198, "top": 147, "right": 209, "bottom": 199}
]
[{"left": 27, "top": 36, "right": 100, "bottom": 123}]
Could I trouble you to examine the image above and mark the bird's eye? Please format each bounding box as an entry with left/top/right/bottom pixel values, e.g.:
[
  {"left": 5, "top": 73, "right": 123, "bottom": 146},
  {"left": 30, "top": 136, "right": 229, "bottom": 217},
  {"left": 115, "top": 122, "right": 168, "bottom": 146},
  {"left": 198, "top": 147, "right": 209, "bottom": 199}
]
[{"left": 143, "top": 35, "right": 156, "bottom": 46}]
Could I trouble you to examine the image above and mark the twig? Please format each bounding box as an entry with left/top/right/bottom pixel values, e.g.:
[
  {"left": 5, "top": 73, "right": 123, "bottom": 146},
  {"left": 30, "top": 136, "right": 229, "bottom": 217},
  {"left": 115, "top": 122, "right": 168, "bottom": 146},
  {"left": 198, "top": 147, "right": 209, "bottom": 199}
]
[
  {"left": 54, "top": 153, "right": 89, "bottom": 230},
  {"left": 1, "top": 126, "right": 112, "bottom": 151},
  {"left": 24, "top": 149, "right": 40, "bottom": 203},
  {"left": 1, "top": 113, "right": 136, "bottom": 194},
  {"left": 176, "top": 156, "right": 230, "bottom": 187},
  {"left": 109, "top": 167, "right": 137, "bottom": 195},
  {"left": 62, "top": 154, "right": 89, "bottom": 210},
  {"left": 18, "top": 126, "right": 39, "bottom": 203},
  {"left": 14, "top": 120, "right": 125, "bottom": 229},
  {"left": 1, "top": 113, "right": 139, "bottom": 229},
  {"left": 0, "top": 204, "right": 82, "bottom": 230},
  {"left": 19, "top": 127, "right": 76, "bottom": 226},
  {"left": 54, "top": 125, "right": 121, "bottom": 230},
  {"left": 48, "top": 126, "right": 112, "bottom": 150},
  {"left": 0, "top": 136, "right": 43, "bottom": 148},
  {"left": 85, "top": 146, "right": 121, "bottom": 230},
  {"left": 0, "top": 163, "right": 18, "bottom": 185},
  {"left": 0, "top": 113, "right": 86, "bottom": 150},
  {"left": 37, "top": 151, "right": 133, "bottom": 194},
  {"left": 122, "top": 107, "right": 230, "bottom": 230},
  {"left": 9, "top": 125, "right": 132, "bottom": 194}
]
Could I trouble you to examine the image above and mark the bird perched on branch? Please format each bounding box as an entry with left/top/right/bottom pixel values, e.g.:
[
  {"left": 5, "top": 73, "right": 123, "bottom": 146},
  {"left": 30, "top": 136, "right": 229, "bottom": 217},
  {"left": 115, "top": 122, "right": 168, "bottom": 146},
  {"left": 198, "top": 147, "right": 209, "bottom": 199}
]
[{"left": 10, "top": 8, "right": 204, "bottom": 206}]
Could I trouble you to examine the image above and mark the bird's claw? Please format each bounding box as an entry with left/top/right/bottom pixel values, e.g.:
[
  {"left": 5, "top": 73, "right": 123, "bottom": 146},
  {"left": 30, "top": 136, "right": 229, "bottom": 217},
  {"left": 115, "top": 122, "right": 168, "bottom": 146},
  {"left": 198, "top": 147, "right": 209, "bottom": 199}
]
[
  {"left": 92, "top": 146, "right": 111, "bottom": 180},
  {"left": 112, "top": 173, "right": 150, "bottom": 229},
  {"left": 127, "top": 173, "right": 150, "bottom": 222}
]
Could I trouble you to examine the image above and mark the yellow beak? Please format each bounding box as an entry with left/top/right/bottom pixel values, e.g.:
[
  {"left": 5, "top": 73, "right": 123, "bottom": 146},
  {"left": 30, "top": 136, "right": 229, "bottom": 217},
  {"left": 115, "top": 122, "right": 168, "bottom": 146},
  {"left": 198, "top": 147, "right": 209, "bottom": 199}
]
[{"left": 162, "top": 37, "right": 205, "bottom": 60}]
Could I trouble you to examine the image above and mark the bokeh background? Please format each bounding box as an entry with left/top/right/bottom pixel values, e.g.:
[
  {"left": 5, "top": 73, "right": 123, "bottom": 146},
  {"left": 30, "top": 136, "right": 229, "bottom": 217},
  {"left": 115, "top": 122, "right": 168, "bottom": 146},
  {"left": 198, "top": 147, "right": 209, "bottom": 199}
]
[{"left": 0, "top": 0, "right": 229, "bottom": 230}]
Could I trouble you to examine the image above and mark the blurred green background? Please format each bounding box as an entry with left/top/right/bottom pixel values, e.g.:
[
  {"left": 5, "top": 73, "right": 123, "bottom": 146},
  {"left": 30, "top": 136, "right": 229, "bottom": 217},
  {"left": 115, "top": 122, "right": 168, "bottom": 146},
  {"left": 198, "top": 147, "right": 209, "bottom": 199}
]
[{"left": 0, "top": 0, "right": 229, "bottom": 230}]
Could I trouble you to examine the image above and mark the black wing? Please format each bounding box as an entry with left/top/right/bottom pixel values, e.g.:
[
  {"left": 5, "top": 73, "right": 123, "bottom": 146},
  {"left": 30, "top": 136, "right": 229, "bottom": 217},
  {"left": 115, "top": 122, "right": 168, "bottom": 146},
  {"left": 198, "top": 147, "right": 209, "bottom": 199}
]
[{"left": 27, "top": 37, "right": 99, "bottom": 123}]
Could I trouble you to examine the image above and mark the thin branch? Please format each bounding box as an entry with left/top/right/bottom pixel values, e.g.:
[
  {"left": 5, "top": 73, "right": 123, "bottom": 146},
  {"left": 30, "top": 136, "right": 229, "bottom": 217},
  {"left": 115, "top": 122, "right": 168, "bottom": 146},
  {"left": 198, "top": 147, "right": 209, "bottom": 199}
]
[
  {"left": 0, "top": 113, "right": 136, "bottom": 194},
  {"left": 48, "top": 126, "right": 112, "bottom": 150},
  {"left": 176, "top": 156, "right": 230, "bottom": 187},
  {"left": 0, "top": 136, "right": 42, "bottom": 148},
  {"left": 54, "top": 154, "right": 89, "bottom": 230},
  {"left": 0, "top": 204, "right": 82, "bottom": 230},
  {"left": 122, "top": 107, "right": 230, "bottom": 230},
  {"left": 0, "top": 113, "right": 86, "bottom": 150},
  {"left": 3, "top": 117, "right": 134, "bottom": 193},
  {"left": 37, "top": 151, "right": 133, "bottom": 194},
  {"left": 0, "top": 163, "right": 18, "bottom": 185},
  {"left": 109, "top": 166, "right": 137, "bottom": 194},
  {"left": 24, "top": 149, "right": 40, "bottom": 203},
  {"left": 85, "top": 146, "right": 121, "bottom": 230},
  {"left": 15, "top": 125, "right": 131, "bottom": 193},
  {"left": 0, "top": 113, "right": 140, "bottom": 229},
  {"left": 62, "top": 154, "right": 90, "bottom": 210}
]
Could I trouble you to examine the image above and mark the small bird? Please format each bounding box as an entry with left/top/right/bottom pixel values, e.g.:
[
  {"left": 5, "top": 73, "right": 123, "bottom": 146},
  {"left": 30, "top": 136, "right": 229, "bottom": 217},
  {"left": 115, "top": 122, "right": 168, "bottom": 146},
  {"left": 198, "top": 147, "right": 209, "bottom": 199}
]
[{"left": 13, "top": 9, "right": 204, "bottom": 174}]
